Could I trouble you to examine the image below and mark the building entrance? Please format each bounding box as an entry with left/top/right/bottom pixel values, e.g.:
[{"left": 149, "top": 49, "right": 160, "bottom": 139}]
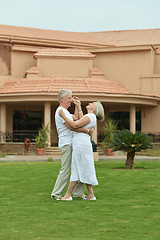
[{"left": 13, "top": 110, "right": 43, "bottom": 142}]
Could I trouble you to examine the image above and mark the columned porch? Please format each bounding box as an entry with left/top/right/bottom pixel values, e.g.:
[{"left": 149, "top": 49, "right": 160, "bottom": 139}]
[
  {"left": 0, "top": 101, "right": 137, "bottom": 145},
  {"left": 0, "top": 93, "right": 159, "bottom": 155}
]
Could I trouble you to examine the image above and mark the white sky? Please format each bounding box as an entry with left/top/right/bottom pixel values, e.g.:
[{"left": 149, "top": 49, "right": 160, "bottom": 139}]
[{"left": 0, "top": 0, "right": 160, "bottom": 32}]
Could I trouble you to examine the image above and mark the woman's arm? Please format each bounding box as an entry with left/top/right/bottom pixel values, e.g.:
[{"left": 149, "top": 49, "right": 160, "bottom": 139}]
[
  {"left": 65, "top": 123, "right": 93, "bottom": 136},
  {"left": 59, "top": 109, "right": 90, "bottom": 128}
]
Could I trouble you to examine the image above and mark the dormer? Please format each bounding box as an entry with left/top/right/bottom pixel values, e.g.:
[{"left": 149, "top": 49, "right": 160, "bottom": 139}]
[
  {"left": 34, "top": 48, "right": 96, "bottom": 78},
  {"left": 91, "top": 67, "right": 104, "bottom": 79},
  {"left": 25, "top": 67, "right": 39, "bottom": 79}
]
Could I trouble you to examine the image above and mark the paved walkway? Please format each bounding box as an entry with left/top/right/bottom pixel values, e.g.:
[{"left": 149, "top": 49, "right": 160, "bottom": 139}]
[{"left": 0, "top": 153, "right": 160, "bottom": 162}]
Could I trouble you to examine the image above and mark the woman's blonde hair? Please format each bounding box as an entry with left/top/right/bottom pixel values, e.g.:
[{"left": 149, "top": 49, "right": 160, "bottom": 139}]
[{"left": 95, "top": 101, "right": 105, "bottom": 122}]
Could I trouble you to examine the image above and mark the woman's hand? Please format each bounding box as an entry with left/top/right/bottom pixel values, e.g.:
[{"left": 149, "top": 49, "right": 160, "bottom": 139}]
[
  {"left": 72, "top": 96, "right": 81, "bottom": 107},
  {"left": 59, "top": 109, "right": 66, "bottom": 119},
  {"left": 88, "top": 126, "right": 94, "bottom": 136}
]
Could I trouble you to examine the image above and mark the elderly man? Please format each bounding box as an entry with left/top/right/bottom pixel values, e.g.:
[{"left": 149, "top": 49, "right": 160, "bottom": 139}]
[{"left": 51, "top": 89, "right": 92, "bottom": 200}]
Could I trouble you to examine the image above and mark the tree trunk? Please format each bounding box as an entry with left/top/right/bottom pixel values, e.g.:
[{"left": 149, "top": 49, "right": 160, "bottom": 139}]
[{"left": 125, "top": 151, "right": 135, "bottom": 169}]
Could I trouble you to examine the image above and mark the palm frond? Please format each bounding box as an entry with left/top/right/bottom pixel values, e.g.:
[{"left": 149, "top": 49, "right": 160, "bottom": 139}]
[
  {"left": 102, "top": 119, "right": 118, "bottom": 150},
  {"left": 111, "top": 129, "right": 152, "bottom": 153}
]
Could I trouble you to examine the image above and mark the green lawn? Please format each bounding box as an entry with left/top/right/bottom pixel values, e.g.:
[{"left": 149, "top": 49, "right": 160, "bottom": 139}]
[
  {"left": 136, "top": 148, "right": 160, "bottom": 157},
  {"left": 135, "top": 144, "right": 160, "bottom": 157},
  {"left": 0, "top": 161, "right": 160, "bottom": 240}
]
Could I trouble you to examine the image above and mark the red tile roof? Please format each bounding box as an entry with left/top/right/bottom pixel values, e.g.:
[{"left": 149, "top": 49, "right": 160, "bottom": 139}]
[
  {"left": 34, "top": 48, "right": 95, "bottom": 58},
  {"left": 86, "top": 29, "right": 160, "bottom": 47},
  {"left": 0, "top": 77, "right": 130, "bottom": 95},
  {"left": 0, "top": 24, "right": 110, "bottom": 48},
  {"left": 91, "top": 67, "right": 104, "bottom": 75},
  {"left": 1, "top": 25, "right": 160, "bottom": 48},
  {"left": 26, "top": 67, "right": 39, "bottom": 74}
]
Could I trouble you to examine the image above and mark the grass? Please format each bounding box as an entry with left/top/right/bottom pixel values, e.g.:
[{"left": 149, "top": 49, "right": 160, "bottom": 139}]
[
  {"left": 136, "top": 148, "right": 160, "bottom": 157},
  {"left": 0, "top": 161, "right": 160, "bottom": 240},
  {"left": 136, "top": 144, "right": 160, "bottom": 157},
  {"left": 0, "top": 153, "right": 5, "bottom": 157}
]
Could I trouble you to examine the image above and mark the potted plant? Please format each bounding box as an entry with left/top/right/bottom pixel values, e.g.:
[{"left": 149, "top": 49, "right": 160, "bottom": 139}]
[
  {"left": 35, "top": 123, "right": 51, "bottom": 155},
  {"left": 102, "top": 119, "right": 118, "bottom": 156},
  {"left": 110, "top": 129, "right": 152, "bottom": 169}
]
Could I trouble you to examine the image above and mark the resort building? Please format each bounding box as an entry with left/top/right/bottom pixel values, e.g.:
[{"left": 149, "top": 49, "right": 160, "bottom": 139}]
[{"left": 0, "top": 25, "right": 160, "bottom": 153}]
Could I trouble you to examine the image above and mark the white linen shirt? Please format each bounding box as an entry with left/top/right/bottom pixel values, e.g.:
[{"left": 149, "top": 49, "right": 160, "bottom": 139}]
[{"left": 55, "top": 107, "right": 73, "bottom": 148}]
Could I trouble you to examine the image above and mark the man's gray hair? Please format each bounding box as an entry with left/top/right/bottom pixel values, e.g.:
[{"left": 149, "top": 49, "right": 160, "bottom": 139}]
[{"left": 58, "top": 89, "right": 72, "bottom": 103}]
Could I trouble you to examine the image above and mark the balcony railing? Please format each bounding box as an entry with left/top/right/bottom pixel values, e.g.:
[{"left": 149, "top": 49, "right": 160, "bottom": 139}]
[{"left": 1, "top": 130, "right": 160, "bottom": 144}]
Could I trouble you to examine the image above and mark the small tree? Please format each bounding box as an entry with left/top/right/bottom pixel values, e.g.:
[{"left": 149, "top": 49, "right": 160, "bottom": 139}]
[
  {"left": 35, "top": 123, "right": 51, "bottom": 149},
  {"left": 102, "top": 119, "right": 118, "bottom": 152},
  {"left": 110, "top": 129, "right": 152, "bottom": 169}
]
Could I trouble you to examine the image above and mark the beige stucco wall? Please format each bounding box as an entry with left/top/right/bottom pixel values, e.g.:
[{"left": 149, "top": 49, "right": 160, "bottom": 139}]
[
  {"left": 92, "top": 50, "right": 153, "bottom": 94},
  {"left": 37, "top": 58, "right": 92, "bottom": 77},
  {"left": 0, "top": 76, "right": 12, "bottom": 87},
  {"left": 141, "top": 104, "right": 160, "bottom": 133},
  {"left": 140, "top": 75, "right": 160, "bottom": 96},
  {"left": 11, "top": 50, "right": 36, "bottom": 77},
  {"left": 0, "top": 44, "right": 10, "bottom": 75},
  {"left": 140, "top": 50, "right": 160, "bottom": 96},
  {"left": 154, "top": 54, "right": 160, "bottom": 74},
  {"left": 0, "top": 57, "right": 9, "bottom": 75}
]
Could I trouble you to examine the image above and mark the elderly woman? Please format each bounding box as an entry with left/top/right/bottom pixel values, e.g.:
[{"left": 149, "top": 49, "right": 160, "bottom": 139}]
[{"left": 59, "top": 101, "right": 104, "bottom": 201}]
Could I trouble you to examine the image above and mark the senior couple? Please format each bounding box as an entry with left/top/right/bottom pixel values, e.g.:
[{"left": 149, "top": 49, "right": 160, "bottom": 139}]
[{"left": 51, "top": 89, "right": 104, "bottom": 201}]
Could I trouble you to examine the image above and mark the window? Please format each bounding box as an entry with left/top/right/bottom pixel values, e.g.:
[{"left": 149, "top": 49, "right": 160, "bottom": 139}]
[{"left": 109, "top": 111, "right": 141, "bottom": 131}]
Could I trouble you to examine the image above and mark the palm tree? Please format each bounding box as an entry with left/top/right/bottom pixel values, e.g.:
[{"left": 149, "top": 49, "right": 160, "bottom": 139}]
[{"left": 110, "top": 129, "right": 152, "bottom": 169}]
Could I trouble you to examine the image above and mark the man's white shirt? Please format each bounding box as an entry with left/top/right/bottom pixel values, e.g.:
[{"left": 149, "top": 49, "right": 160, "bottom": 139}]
[{"left": 55, "top": 107, "right": 73, "bottom": 148}]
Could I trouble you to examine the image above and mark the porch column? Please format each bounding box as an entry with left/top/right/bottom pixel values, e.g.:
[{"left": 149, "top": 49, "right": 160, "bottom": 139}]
[
  {"left": 0, "top": 103, "right": 6, "bottom": 142},
  {"left": 130, "top": 105, "right": 136, "bottom": 133},
  {"left": 44, "top": 101, "right": 51, "bottom": 147}
]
